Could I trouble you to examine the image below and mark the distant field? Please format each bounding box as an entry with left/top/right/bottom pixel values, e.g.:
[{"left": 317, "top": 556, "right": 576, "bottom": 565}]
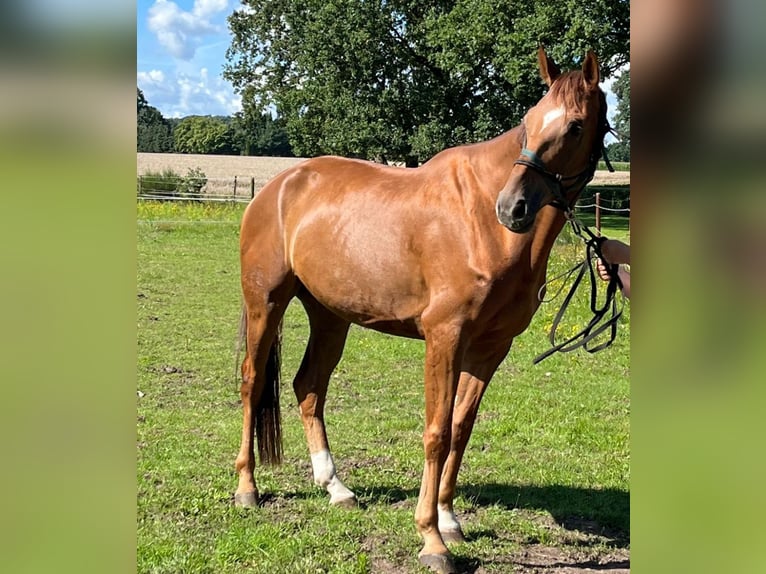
[
  {"left": 138, "top": 153, "right": 306, "bottom": 192},
  {"left": 137, "top": 153, "right": 630, "bottom": 189}
]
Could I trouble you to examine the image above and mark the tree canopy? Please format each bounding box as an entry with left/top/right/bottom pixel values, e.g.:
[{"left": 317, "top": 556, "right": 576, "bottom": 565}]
[
  {"left": 606, "top": 68, "right": 630, "bottom": 161},
  {"left": 136, "top": 89, "right": 294, "bottom": 156},
  {"left": 224, "top": 0, "right": 629, "bottom": 164},
  {"left": 137, "top": 88, "right": 174, "bottom": 153},
  {"left": 173, "top": 116, "right": 235, "bottom": 155},
  {"left": 230, "top": 112, "right": 294, "bottom": 157}
]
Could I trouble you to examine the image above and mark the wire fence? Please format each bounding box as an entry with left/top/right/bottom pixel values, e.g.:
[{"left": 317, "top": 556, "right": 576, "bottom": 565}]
[
  {"left": 573, "top": 190, "right": 630, "bottom": 233},
  {"left": 136, "top": 176, "right": 631, "bottom": 228},
  {"left": 137, "top": 175, "right": 257, "bottom": 203}
]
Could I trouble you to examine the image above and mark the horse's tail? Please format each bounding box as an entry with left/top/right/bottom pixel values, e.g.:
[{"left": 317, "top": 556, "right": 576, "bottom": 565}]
[
  {"left": 237, "top": 306, "right": 284, "bottom": 466},
  {"left": 256, "top": 319, "right": 283, "bottom": 466}
]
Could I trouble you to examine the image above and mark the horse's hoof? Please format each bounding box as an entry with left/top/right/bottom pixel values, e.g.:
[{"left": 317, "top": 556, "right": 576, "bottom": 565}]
[
  {"left": 234, "top": 491, "right": 258, "bottom": 508},
  {"left": 330, "top": 494, "right": 358, "bottom": 509},
  {"left": 441, "top": 528, "right": 467, "bottom": 544},
  {"left": 418, "top": 553, "right": 457, "bottom": 574}
]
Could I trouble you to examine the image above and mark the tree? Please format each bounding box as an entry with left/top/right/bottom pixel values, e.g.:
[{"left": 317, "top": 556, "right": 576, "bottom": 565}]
[
  {"left": 231, "top": 111, "right": 293, "bottom": 156},
  {"left": 606, "top": 68, "right": 630, "bottom": 162},
  {"left": 224, "top": 0, "right": 629, "bottom": 164},
  {"left": 173, "top": 115, "right": 235, "bottom": 155},
  {"left": 137, "top": 88, "right": 174, "bottom": 152}
]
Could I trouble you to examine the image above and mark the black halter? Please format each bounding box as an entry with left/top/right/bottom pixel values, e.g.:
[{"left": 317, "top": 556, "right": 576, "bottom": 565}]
[{"left": 512, "top": 136, "right": 606, "bottom": 211}]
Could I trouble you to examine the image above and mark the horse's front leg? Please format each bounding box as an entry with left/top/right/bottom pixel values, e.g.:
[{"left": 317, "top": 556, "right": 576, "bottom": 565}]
[
  {"left": 437, "top": 340, "right": 513, "bottom": 543},
  {"left": 415, "top": 321, "right": 464, "bottom": 574}
]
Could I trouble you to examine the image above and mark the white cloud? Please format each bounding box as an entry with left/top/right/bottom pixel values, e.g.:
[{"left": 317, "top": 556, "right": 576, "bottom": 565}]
[
  {"left": 194, "top": 0, "right": 230, "bottom": 18},
  {"left": 138, "top": 66, "right": 241, "bottom": 118},
  {"left": 175, "top": 69, "right": 241, "bottom": 117},
  {"left": 137, "top": 70, "right": 165, "bottom": 86},
  {"left": 147, "top": 0, "right": 231, "bottom": 61}
]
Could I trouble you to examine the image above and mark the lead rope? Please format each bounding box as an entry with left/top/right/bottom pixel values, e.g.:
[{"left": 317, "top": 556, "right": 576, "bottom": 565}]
[{"left": 532, "top": 211, "right": 625, "bottom": 364}]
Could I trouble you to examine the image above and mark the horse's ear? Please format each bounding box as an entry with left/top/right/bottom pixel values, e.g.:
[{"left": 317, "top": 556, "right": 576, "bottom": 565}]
[
  {"left": 537, "top": 46, "right": 561, "bottom": 87},
  {"left": 582, "top": 50, "right": 600, "bottom": 90}
]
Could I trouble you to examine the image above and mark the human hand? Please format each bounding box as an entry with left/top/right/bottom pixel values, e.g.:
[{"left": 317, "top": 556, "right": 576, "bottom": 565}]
[
  {"left": 596, "top": 258, "right": 631, "bottom": 299},
  {"left": 597, "top": 259, "right": 613, "bottom": 282}
]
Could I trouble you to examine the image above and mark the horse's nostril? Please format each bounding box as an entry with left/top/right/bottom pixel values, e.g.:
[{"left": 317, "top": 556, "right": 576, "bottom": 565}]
[{"left": 511, "top": 199, "right": 527, "bottom": 220}]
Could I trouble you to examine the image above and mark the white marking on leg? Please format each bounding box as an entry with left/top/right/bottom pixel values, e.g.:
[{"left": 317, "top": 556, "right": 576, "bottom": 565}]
[
  {"left": 310, "top": 449, "right": 356, "bottom": 504},
  {"left": 438, "top": 503, "right": 461, "bottom": 533},
  {"left": 541, "top": 105, "right": 566, "bottom": 132}
]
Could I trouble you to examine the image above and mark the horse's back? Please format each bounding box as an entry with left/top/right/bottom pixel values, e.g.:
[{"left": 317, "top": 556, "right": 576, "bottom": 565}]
[{"left": 240, "top": 156, "right": 438, "bottom": 332}]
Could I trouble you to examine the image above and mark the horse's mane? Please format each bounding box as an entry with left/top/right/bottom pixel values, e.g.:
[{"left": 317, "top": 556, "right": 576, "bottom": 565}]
[{"left": 548, "top": 70, "right": 611, "bottom": 153}]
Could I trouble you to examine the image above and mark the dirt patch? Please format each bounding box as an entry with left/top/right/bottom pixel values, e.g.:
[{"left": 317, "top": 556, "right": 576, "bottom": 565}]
[
  {"left": 512, "top": 544, "right": 629, "bottom": 573},
  {"left": 507, "top": 510, "right": 629, "bottom": 573},
  {"left": 369, "top": 557, "right": 412, "bottom": 574}
]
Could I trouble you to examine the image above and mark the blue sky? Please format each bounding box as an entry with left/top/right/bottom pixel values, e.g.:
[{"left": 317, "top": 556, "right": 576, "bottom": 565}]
[
  {"left": 137, "top": 0, "right": 622, "bottom": 128},
  {"left": 137, "top": 0, "right": 241, "bottom": 118}
]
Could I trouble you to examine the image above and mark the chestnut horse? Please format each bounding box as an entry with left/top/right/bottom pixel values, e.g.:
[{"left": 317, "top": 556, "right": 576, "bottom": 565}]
[{"left": 234, "top": 48, "right": 610, "bottom": 573}]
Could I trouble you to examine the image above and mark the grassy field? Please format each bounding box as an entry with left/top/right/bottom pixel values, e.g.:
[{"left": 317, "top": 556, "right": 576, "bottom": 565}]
[
  {"left": 137, "top": 201, "right": 630, "bottom": 573},
  {"left": 596, "top": 161, "right": 630, "bottom": 172}
]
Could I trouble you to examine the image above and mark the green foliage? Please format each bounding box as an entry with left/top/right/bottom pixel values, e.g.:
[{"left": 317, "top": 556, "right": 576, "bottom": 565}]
[
  {"left": 611, "top": 69, "right": 630, "bottom": 139},
  {"left": 607, "top": 68, "right": 630, "bottom": 161},
  {"left": 578, "top": 184, "right": 631, "bottom": 212},
  {"left": 606, "top": 140, "right": 630, "bottom": 162},
  {"left": 224, "top": 0, "right": 629, "bottom": 163},
  {"left": 138, "top": 168, "right": 179, "bottom": 198},
  {"left": 231, "top": 111, "right": 293, "bottom": 156},
  {"left": 138, "top": 167, "right": 208, "bottom": 199},
  {"left": 177, "top": 167, "right": 208, "bottom": 196},
  {"left": 137, "top": 88, "right": 174, "bottom": 152},
  {"left": 174, "top": 115, "right": 235, "bottom": 155}
]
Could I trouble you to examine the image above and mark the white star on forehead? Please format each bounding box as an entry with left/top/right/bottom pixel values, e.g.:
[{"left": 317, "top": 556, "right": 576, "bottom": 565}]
[{"left": 541, "top": 106, "right": 566, "bottom": 131}]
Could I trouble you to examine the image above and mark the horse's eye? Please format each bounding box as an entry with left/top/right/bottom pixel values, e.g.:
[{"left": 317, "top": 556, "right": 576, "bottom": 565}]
[{"left": 568, "top": 122, "right": 583, "bottom": 137}]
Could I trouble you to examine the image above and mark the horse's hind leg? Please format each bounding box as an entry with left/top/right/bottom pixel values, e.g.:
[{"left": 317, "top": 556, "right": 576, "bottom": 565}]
[
  {"left": 293, "top": 292, "right": 356, "bottom": 507},
  {"left": 234, "top": 277, "right": 295, "bottom": 508}
]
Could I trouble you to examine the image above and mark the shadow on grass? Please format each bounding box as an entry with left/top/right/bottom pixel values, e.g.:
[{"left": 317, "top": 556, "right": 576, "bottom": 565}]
[
  {"left": 468, "top": 482, "right": 628, "bottom": 544},
  {"left": 359, "top": 482, "right": 629, "bottom": 547}
]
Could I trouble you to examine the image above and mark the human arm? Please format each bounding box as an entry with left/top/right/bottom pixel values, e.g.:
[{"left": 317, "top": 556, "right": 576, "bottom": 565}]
[
  {"left": 597, "top": 239, "right": 631, "bottom": 299},
  {"left": 600, "top": 239, "right": 630, "bottom": 266}
]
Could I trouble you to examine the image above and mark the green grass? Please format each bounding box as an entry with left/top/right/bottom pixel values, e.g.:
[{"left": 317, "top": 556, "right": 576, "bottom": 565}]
[
  {"left": 575, "top": 212, "right": 631, "bottom": 242},
  {"left": 596, "top": 160, "right": 630, "bottom": 171},
  {"left": 137, "top": 201, "right": 630, "bottom": 573}
]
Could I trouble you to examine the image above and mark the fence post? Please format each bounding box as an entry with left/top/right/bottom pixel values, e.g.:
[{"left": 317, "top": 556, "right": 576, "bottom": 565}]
[
  {"left": 138, "top": 175, "right": 143, "bottom": 197},
  {"left": 595, "top": 192, "right": 601, "bottom": 235},
  {"left": 250, "top": 177, "right": 255, "bottom": 199},
  {"left": 233, "top": 175, "right": 238, "bottom": 200}
]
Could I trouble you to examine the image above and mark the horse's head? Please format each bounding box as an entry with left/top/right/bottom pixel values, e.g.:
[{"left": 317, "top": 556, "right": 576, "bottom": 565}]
[{"left": 496, "top": 47, "right": 609, "bottom": 233}]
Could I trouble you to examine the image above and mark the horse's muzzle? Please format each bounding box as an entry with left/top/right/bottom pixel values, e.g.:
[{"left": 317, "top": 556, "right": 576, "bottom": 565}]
[{"left": 496, "top": 193, "right": 537, "bottom": 233}]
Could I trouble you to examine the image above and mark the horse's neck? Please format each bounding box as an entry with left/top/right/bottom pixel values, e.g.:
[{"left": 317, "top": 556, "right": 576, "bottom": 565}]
[
  {"left": 477, "top": 128, "right": 524, "bottom": 198},
  {"left": 529, "top": 207, "right": 567, "bottom": 271},
  {"left": 458, "top": 126, "right": 567, "bottom": 275}
]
